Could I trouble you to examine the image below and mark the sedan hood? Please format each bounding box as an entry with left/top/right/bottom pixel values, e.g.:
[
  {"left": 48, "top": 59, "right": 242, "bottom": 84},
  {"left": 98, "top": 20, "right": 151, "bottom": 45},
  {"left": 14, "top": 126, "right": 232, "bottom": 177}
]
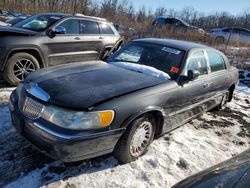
[
  {"left": 25, "top": 61, "right": 167, "bottom": 109},
  {"left": 0, "top": 26, "right": 36, "bottom": 36}
]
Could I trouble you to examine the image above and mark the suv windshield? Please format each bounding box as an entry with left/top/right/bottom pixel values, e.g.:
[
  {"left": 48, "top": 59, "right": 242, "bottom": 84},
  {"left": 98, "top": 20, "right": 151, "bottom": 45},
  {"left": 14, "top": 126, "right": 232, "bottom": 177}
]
[
  {"left": 108, "top": 42, "right": 185, "bottom": 79},
  {"left": 15, "top": 14, "right": 63, "bottom": 31}
]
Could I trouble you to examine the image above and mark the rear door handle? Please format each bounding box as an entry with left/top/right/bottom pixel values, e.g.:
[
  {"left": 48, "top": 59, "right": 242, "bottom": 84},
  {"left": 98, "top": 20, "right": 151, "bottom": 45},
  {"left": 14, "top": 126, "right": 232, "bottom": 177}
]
[
  {"left": 99, "top": 36, "right": 104, "bottom": 39},
  {"left": 75, "top": 37, "right": 80, "bottom": 40}
]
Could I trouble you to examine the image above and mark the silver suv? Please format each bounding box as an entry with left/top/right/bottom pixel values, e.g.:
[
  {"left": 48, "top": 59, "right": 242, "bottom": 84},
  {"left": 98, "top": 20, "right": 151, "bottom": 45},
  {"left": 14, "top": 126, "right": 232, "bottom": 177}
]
[
  {"left": 0, "top": 13, "right": 123, "bottom": 85},
  {"left": 210, "top": 27, "right": 250, "bottom": 45}
]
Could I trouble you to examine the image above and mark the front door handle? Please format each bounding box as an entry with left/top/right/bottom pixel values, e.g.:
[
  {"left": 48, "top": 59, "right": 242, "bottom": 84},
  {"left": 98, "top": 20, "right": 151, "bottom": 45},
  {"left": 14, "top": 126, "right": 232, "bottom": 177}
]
[
  {"left": 75, "top": 37, "right": 80, "bottom": 40},
  {"left": 99, "top": 36, "right": 104, "bottom": 39}
]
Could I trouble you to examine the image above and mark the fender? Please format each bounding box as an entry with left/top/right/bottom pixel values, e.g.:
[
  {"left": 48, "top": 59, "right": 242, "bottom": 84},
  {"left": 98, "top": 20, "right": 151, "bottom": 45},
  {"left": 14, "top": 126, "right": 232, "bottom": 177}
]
[
  {"left": 107, "top": 38, "right": 124, "bottom": 56},
  {"left": 99, "top": 38, "right": 124, "bottom": 60},
  {"left": 121, "top": 105, "right": 166, "bottom": 135},
  {"left": 1, "top": 46, "right": 46, "bottom": 71}
]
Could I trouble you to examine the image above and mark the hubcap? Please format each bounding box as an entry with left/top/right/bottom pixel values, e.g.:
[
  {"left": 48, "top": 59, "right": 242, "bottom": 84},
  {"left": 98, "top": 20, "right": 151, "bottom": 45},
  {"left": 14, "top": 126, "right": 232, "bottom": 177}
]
[
  {"left": 13, "top": 59, "right": 36, "bottom": 81},
  {"left": 130, "top": 121, "right": 153, "bottom": 157}
]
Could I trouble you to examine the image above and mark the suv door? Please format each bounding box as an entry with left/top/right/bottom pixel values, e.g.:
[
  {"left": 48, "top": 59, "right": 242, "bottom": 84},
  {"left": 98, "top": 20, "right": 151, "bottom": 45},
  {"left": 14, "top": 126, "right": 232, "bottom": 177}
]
[
  {"left": 230, "top": 28, "right": 240, "bottom": 44},
  {"left": 47, "top": 18, "right": 84, "bottom": 66},
  {"left": 173, "top": 50, "right": 211, "bottom": 128},
  {"left": 80, "top": 19, "right": 104, "bottom": 60},
  {"left": 239, "top": 29, "right": 250, "bottom": 45},
  {"left": 99, "top": 22, "right": 118, "bottom": 58}
]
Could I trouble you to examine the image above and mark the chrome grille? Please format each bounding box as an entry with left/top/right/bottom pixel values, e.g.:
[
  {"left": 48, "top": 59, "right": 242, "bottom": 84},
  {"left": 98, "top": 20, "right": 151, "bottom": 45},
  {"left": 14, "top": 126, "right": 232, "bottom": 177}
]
[{"left": 22, "top": 97, "right": 44, "bottom": 119}]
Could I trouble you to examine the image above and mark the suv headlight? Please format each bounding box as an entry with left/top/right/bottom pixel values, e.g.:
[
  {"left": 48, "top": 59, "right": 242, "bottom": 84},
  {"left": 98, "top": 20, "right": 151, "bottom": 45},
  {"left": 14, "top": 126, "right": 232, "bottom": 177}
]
[{"left": 42, "top": 105, "right": 114, "bottom": 130}]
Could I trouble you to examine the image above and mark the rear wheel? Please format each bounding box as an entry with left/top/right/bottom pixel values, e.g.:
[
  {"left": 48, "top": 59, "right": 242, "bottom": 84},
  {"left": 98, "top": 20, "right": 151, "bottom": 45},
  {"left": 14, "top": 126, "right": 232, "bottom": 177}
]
[
  {"left": 3, "top": 52, "right": 40, "bottom": 86},
  {"left": 213, "top": 92, "right": 229, "bottom": 111},
  {"left": 114, "top": 114, "right": 155, "bottom": 163}
]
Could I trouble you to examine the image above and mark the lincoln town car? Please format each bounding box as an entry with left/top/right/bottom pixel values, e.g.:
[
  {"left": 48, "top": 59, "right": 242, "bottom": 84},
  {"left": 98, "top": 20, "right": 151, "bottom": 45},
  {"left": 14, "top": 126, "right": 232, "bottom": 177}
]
[{"left": 9, "top": 38, "right": 238, "bottom": 163}]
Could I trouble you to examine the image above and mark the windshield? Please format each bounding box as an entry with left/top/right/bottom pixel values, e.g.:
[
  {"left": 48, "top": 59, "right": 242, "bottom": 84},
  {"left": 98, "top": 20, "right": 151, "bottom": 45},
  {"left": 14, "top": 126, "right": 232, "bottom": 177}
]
[
  {"left": 15, "top": 14, "right": 63, "bottom": 31},
  {"left": 108, "top": 42, "right": 185, "bottom": 79}
]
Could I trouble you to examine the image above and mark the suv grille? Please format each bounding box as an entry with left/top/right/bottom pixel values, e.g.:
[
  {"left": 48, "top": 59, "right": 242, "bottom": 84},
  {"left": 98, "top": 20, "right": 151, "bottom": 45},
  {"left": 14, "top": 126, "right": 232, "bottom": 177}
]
[{"left": 22, "top": 97, "right": 44, "bottom": 119}]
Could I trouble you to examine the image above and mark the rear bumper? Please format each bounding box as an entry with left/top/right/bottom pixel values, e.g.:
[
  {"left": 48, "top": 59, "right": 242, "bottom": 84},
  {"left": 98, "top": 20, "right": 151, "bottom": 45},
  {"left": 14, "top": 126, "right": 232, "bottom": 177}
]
[{"left": 9, "top": 91, "right": 124, "bottom": 162}]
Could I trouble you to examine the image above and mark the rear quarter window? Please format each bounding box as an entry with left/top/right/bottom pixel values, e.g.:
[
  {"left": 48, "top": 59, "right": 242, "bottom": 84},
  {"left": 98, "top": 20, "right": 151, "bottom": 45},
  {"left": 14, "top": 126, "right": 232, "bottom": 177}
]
[
  {"left": 80, "top": 20, "right": 99, "bottom": 34},
  {"left": 207, "top": 51, "right": 226, "bottom": 72},
  {"left": 99, "top": 23, "right": 114, "bottom": 34}
]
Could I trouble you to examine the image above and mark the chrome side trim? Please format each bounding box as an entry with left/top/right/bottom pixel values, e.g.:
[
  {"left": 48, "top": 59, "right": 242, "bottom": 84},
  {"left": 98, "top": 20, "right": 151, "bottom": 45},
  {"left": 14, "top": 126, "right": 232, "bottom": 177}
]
[
  {"left": 48, "top": 51, "right": 98, "bottom": 58},
  {"left": 25, "top": 82, "right": 50, "bottom": 102}
]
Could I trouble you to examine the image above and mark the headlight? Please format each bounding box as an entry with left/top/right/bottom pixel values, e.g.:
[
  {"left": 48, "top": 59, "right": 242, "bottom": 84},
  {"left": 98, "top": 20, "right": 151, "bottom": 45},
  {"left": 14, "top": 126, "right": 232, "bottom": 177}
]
[{"left": 42, "top": 105, "right": 114, "bottom": 130}]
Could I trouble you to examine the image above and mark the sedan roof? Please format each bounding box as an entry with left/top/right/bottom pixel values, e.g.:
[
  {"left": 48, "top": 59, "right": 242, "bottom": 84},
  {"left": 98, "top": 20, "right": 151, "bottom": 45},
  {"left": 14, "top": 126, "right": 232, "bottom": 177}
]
[{"left": 133, "top": 38, "right": 209, "bottom": 51}]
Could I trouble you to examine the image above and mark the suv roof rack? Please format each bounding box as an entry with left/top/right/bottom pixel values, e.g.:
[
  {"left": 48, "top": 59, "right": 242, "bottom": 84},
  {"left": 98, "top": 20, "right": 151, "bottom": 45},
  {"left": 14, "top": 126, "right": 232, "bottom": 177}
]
[{"left": 74, "top": 13, "right": 107, "bottom": 21}]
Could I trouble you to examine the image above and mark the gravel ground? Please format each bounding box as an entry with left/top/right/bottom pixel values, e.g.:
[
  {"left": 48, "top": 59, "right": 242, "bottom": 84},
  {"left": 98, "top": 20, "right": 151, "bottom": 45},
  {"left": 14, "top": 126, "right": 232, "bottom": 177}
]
[{"left": 0, "top": 84, "right": 249, "bottom": 188}]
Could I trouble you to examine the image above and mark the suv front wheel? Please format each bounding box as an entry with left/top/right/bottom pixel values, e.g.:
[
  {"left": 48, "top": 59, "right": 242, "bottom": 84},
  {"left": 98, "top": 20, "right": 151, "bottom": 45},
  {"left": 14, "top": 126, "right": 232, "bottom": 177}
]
[{"left": 4, "top": 52, "right": 40, "bottom": 86}]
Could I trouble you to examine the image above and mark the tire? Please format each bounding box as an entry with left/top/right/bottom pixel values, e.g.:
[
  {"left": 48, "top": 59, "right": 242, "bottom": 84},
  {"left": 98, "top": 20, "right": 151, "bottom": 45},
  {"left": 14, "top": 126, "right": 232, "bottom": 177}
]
[
  {"left": 114, "top": 114, "right": 156, "bottom": 164},
  {"left": 3, "top": 52, "right": 40, "bottom": 86},
  {"left": 215, "top": 36, "right": 225, "bottom": 44},
  {"left": 214, "top": 92, "right": 229, "bottom": 111}
]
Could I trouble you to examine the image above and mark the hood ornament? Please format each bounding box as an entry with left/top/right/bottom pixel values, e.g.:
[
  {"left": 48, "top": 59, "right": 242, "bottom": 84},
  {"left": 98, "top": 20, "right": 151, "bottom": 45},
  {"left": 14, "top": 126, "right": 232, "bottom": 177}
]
[{"left": 25, "top": 82, "right": 50, "bottom": 102}]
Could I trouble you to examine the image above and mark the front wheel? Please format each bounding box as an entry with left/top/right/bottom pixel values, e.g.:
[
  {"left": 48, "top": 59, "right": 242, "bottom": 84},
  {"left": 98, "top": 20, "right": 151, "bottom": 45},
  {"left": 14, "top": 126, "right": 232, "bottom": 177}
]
[
  {"left": 4, "top": 52, "right": 40, "bottom": 86},
  {"left": 114, "top": 114, "right": 155, "bottom": 163}
]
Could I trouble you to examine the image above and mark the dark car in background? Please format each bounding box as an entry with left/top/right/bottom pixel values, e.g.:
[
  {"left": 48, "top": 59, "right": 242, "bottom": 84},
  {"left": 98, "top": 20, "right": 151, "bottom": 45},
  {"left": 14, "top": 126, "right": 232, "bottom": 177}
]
[
  {"left": 9, "top": 38, "right": 238, "bottom": 163},
  {"left": 0, "top": 13, "right": 122, "bottom": 85},
  {"left": 153, "top": 16, "right": 205, "bottom": 34},
  {"left": 5, "top": 16, "right": 28, "bottom": 26},
  {"left": 173, "top": 149, "right": 250, "bottom": 188},
  {"left": 210, "top": 27, "right": 250, "bottom": 45}
]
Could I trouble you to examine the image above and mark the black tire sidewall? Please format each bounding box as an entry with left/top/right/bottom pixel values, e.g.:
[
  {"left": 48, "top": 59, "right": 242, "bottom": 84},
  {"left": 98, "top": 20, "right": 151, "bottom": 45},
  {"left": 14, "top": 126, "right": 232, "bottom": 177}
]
[
  {"left": 114, "top": 114, "right": 156, "bottom": 163},
  {"left": 127, "top": 115, "right": 155, "bottom": 158},
  {"left": 4, "top": 52, "right": 40, "bottom": 86}
]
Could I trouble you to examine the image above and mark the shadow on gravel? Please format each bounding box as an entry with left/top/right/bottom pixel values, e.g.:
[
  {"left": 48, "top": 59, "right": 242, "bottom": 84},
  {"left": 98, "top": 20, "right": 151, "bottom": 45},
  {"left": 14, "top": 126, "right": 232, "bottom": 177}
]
[{"left": 197, "top": 106, "right": 250, "bottom": 139}]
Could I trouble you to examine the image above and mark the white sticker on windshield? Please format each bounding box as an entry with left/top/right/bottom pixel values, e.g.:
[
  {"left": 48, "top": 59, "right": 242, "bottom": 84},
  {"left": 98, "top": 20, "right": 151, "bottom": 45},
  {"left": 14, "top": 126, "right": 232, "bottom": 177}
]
[{"left": 161, "top": 47, "right": 181, "bottom": 55}]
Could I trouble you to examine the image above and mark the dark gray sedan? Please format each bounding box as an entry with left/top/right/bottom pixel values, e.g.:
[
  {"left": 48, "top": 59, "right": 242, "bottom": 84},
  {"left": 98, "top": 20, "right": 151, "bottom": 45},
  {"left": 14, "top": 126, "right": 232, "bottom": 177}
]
[{"left": 9, "top": 38, "right": 238, "bottom": 163}]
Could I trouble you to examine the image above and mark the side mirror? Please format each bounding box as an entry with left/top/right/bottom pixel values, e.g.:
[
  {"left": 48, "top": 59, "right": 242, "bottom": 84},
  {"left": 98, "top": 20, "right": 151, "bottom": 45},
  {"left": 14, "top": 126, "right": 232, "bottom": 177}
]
[
  {"left": 187, "top": 70, "right": 200, "bottom": 81},
  {"left": 53, "top": 26, "right": 66, "bottom": 35}
]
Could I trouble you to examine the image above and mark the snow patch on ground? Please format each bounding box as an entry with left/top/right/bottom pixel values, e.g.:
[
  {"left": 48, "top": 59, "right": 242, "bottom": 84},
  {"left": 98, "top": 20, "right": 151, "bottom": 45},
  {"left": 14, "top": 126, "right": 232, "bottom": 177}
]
[{"left": 1, "top": 84, "right": 250, "bottom": 188}]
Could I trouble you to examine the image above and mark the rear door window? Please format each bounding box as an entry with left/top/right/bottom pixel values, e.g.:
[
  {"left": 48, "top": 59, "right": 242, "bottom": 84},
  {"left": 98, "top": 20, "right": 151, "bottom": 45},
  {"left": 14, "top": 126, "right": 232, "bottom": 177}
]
[
  {"left": 155, "top": 18, "right": 166, "bottom": 24},
  {"left": 187, "top": 51, "right": 208, "bottom": 75},
  {"left": 80, "top": 20, "right": 99, "bottom": 34},
  {"left": 165, "top": 18, "right": 174, "bottom": 24},
  {"left": 58, "top": 19, "right": 80, "bottom": 34},
  {"left": 222, "top": 28, "right": 231, "bottom": 32},
  {"left": 240, "top": 29, "right": 250, "bottom": 36},
  {"left": 207, "top": 51, "right": 226, "bottom": 72},
  {"left": 99, "top": 23, "right": 114, "bottom": 34}
]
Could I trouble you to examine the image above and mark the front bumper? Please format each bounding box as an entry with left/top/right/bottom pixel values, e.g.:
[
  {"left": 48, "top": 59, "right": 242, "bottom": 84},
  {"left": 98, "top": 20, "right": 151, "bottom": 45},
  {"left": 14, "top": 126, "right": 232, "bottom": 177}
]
[{"left": 9, "top": 91, "right": 124, "bottom": 162}]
